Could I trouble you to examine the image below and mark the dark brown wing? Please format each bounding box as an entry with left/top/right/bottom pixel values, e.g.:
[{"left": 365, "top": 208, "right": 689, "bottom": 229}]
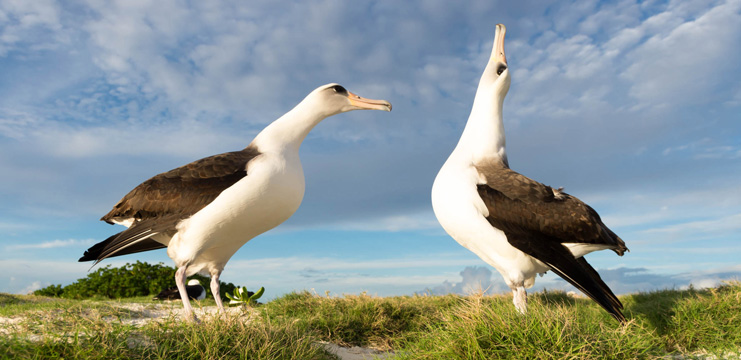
[
  {"left": 102, "top": 145, "right": 261, "bottom": 223},
  {"left": 80, "top": 146, "right": 261, "bottom": 265},
  {"left": 476, "top": 162, "right": 627, "bottom": 322},
  {"left": 476, "top": 163, "right": 626, "bottom": 252}
]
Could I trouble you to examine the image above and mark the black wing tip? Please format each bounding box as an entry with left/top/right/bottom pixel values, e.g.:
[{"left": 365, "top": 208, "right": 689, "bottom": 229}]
[
  {"left": 600, "top": 295, "right": 627, "bottom": 323},
  {"left": 547, "top": 257, "right": 627, "bottom": 324},
  {"left": 611, "top": 310, "right": 627, "bottom": 323},
  {"left": 570, "top": 278, "right": 627, "bottom": 324},
  {"left": 576, "top": 286, "right": 627, "bottom": 324},
  {"left": 77, "top": 255, "right": 102, "bottom": 271},
  {"left": 78, "top": 231, "right": 124, "bottom": 264},
  {"left": 78, "top": 243, "right": 106, "bottom": 263},
  {"left": 78, "top": 233, "right": 118, "bottom": 263}
]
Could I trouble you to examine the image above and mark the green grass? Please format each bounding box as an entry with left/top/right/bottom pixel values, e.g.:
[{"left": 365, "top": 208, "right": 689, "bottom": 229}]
[
  {"left": 396, "top": 293, "right": 660, "bottom": 359},
  {"left": 393, "top": 283, "right": 741, "bottom": 359},
  {"left": 0, "top": 297, "right": 336, "bottom": 360},
  {"left": 261, "top": 291, "right": 461, "bottom": 349},
  {"left": 1, "top": 282, "right": 739, "bottom": 359}
]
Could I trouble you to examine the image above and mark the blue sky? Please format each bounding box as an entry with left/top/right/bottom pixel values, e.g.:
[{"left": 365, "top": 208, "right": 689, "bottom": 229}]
[{"left": 1, "top": 0, "right": 740, "bottom": 300}]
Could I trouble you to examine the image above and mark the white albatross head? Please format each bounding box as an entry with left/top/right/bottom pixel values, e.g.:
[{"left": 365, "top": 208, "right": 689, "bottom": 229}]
[
  {"left": 306, "top": 83, "right": 392, "bottom": 117},
  {"left": 252, "top": 83, "right": 392, "bottom": 151},
  {"left": 452, "top": 23, "right": 512, "bottom": 166},
  {"left": 485, "top": 24, "right": 510, "bottom": 101}
]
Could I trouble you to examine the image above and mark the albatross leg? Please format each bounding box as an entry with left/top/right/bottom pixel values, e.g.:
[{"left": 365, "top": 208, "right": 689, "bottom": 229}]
[
  {"left": 210, "top": 270, "right": 226, "bottom": 313},
  {"left": 175, "top": 266, "right": 196, "bottom": 321},
  {"left": 512, "top": 285, "right": 528, "bottom": 314}
]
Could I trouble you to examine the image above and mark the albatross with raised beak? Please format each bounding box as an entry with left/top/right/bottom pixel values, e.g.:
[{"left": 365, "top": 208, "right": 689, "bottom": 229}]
[
  {"left": 80, "top": 83, "right": 391, "bottom": 320},
  {"left": 431, "top": 24, "right": 628, "bottom": 322}
]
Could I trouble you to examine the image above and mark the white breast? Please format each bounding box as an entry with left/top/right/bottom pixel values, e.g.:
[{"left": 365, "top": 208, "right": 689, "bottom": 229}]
[
  {"left": 167, "top": 152, "right": 305, "bottom": 276},
  {"left": 431, "top": 157, "right": 547, "bottom": 287}
]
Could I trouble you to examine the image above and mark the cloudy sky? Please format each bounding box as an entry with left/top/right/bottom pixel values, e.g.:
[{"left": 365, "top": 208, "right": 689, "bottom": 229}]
[{"left": 1, "top": 0, "right": 740, "bottom": 299}]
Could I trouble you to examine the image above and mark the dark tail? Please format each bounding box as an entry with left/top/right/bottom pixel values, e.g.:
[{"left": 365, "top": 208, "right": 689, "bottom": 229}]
[
  {"left": 79, "top": 231, "right": 166, "bottom": 263},
  {"left": 548, "top": 255, "right": 626, "bottom": 323},
  {"left": 79, "top": 232, "right": 121, "bottom": 262}
]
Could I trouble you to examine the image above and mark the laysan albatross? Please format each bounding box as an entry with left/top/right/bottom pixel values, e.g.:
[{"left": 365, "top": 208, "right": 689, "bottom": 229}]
[
  {"left": 80, "top": 83, "right": 391, "bottom": 320},
  {"left": 431, "top": 24, "right": 628, "bottom": 322}
]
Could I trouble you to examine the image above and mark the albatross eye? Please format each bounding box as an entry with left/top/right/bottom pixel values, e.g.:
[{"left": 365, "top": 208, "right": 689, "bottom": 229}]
[
  {"left": 496, "top": 65, "right": 507, "bottom": 76},
  {"left": 331, "top": 85, "right": 348, "bottom": 95}
]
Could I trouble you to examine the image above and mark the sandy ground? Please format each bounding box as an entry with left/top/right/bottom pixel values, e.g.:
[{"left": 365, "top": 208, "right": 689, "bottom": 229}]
[
  {"left": 1, "top": 302, "right": 395, "bottom": 360},
  {"left": 319, "top": 341, "right": 396, "bottom": 360}
]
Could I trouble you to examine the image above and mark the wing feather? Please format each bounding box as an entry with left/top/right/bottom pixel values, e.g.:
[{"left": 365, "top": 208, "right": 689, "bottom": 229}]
[
  {"left": 475, "top": 162, "right": 627, "bottom": 322},
  {"left": 101, "top": 146, "right": 261, "bottom": 223},
  {"left": 476, "top": 163, "right": 626, "bottom": 253},
  {"left": 80, "top": 146, "right": 261, "bottom": 264}
]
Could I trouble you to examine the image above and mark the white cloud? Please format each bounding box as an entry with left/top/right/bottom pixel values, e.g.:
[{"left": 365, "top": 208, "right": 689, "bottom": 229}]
[
  {"left": 622, "top": 0, "right": 741, "bottom": 108},
  {"left": 423, "top": 266, "right": 508, "bottom": 295},
  {"left": 579, "top": 0, "right": 643, "bottom": 36},
  {"left": 214, "top": 254, "right": 483, "bottom": 298},
  {"left": 675, "top": 264, "right": 741, "bottom": 290},
  {"left": 0, "top": 0, "right": 63, "bottom": 56},
  {"left": 641, "top": 213, "right": 741, "bottom": 236},
  {"left": 662, "top": 138, "right": 741, "bottom": 159},
  {"left": 326, "top": 211, "right": 441, "bottom": 233},
  {"left": 19, "top": 281, "right": 42, "bottom": 294},
  {"left": 6, "top": 238, "right": 96, "bottom": 250},
  {"left": 0, "top": 107, "right": 43, "bottom": 140},
  {"left": 0, "top": 258, "right": 129, "bottom": 294},
  {"left": 603, "top": 27, "right": 644, "bottom": 55},
  {"left": 77, "top": 0, "right": 406, "bottom": 122},
  {"left": 0, "top": 221, "right": 31, "bottom": 231},
  {"left": 420, "top": 263, "right": 733, "bottom": 297},
  {"left": 227, "top": 254, "right": 474, "bottom": 274},
  {"left": 583, "top": 181, "right": 741, "bottom": 227},
  {"left": 32, "top": 121, "right": 251, "bottom": 159}
]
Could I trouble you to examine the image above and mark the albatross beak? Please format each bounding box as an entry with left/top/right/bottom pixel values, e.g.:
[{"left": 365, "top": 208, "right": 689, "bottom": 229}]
[
  {"left": 492, "top": 23, "right": 507, "bottom": 65},
  {"left": 348, "top": 92, "right": 392, "bottom": 112}
]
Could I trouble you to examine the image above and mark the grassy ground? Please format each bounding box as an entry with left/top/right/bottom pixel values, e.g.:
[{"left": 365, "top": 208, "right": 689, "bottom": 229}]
[{"left": 1, "top": 282, "right": 739, "bottom": 359}]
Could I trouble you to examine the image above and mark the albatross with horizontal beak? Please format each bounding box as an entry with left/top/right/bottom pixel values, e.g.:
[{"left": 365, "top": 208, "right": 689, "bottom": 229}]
[
  {"left": 431, "top": 24, "right": 628, "bottom": 322},
  {"left": 80, "top": 83, "right": 391, "bottom": 320}
]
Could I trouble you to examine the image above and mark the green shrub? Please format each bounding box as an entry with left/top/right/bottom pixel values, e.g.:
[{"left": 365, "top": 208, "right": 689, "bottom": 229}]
[
  {"left": 34, "top": 261, "right": 239, "bottom": 300},
  {"left": 33, "top": 284, "right": 64, "bottom": 297}
]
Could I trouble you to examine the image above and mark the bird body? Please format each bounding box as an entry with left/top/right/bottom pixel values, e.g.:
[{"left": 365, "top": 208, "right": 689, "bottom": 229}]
[
  {"left": 81, "top": 83, "right": 391, "bottom": 320},
  {"left": 431, "top": 24, "right": 627, "bottom": 322},
  {"left": 164, "top": 143, "right": 305, "bottom": 278},
  {"left": 432, "top": 157, "right": 547, "bottom": 289}
]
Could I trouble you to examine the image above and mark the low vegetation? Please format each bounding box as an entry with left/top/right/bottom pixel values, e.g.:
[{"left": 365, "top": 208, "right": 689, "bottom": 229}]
[
  {"left": 1, "top": 282, "right": 739, "bottom": 359},
  {"left": 33, "top": 261, "right": 240, "bottom": 301}
]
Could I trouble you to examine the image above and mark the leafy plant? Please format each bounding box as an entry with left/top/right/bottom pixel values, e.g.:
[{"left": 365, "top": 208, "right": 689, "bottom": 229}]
[
  {"left": 33, "top": 261, "right": 240, "bottom": 300},
  {"left": 32, "top": 284, "right": 63, "bottom": 297},
  {"left": 226, "top": 286, "right": 265, "bottom": 306}
]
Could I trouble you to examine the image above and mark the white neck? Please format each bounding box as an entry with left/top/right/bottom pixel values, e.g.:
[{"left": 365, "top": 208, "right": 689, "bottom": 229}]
[
  {"left": 251, "top": 97, "right": 331, "bottom": 154},
  {"left": 453, "top": 79, "right": 508, "bottom": 166}
]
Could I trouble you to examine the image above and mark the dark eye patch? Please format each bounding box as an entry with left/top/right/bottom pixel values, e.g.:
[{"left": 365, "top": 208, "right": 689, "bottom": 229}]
[
  {"left": 496, "top": 65, "right": 507, "bottom": 75},
  {"left": 331, "top": 85, "right": 348, "bottom": 95}
]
